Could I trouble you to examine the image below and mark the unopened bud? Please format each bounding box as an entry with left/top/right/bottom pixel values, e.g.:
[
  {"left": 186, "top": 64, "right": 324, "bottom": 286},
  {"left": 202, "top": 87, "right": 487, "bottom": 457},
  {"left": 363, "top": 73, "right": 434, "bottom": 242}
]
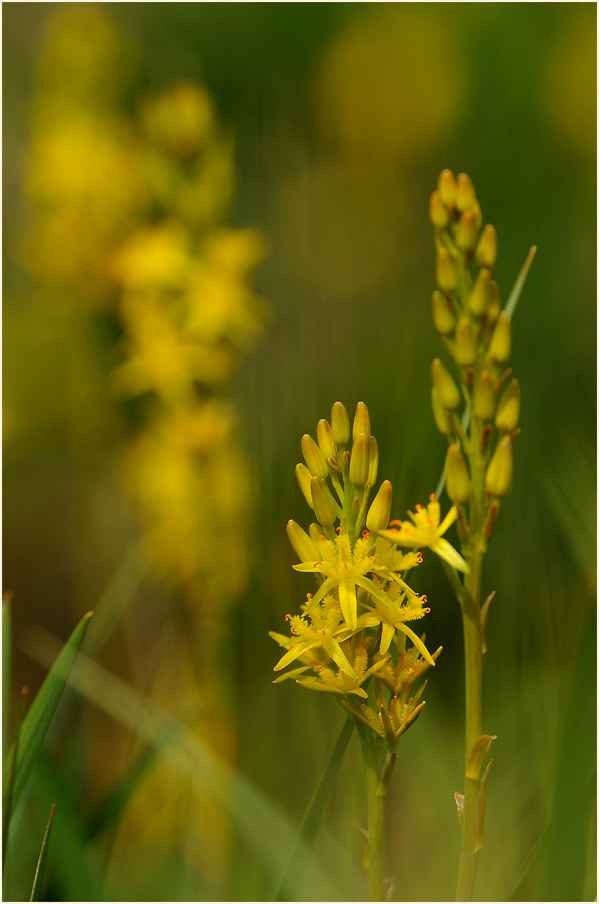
[
  {"left": 317, "top": 418, "right": 336, "bottom": 460},
  {"left": 432, "top": 289, "right": 456, "bottom": 334},
  {"left": 311, "top": 477, "right": 338, "bottom": 526},
  {"left": 301, "top": 433, "right": 328, "bottom": 478},
  {"left": 352, "top": 401, "right": 371, "bottom": 440},
  {"left": 488, "top": 312, "right": 511, "bottom": 363},
  {"left": 445, "top": 445, "right": 471, "bottom": 504},
  {"left": 367, "top": 436, "right": 379, "bottom": 486},
  {"left": 485, "top": 436, "right": 513, "bottom": 497},
  {"left": 454, "top": 317, "right": 477, "bottom": 366},
  {"left": 456, "top": 173, "right": 476, "bottom": 212},
  {"left": 476, "top": 224, "right": 498, "bottom": 270},
  {"left": 495, "top": 379, "right": 521, "bottom": 433},
  {"left": 349, "top": 433, "right": 370, "bottom": 486},
  {"left": 366, "top": 479, "right": 393, "bottom": 532},
  {"left": 487, "top": 281, "right": 501, "bottom": 323},
  {"left": 469, "top": 268, "right": 491, "bottom": 317},
  {"left": 436, "top": 247, "right": 459, "bottom": 291},
  {"left": 455, "top": 210, "right": 479, "bottom": 251},
  {"left": 471, "top": 199, "right": 483, "bottom": 231},
  {"left": 472, "top": 370, "right": 496, "bottom": 421},
  {"left": 438, "top": 169, "right": 457, "bottom": 207},
  {"left": 331, "top": 401, "right": 350, "bottom": 445},
  {"left": 431, "top": 358, "right": 461, "bottom": 410},
  {"left": 429, "top": 190, "right": 450, "bottom": 228},
  {"left": 431, "top": 387, "right": 451, "bottom": 435},
  {"left": 287, "top": 519, "right": 319, "bottom": 562},
  {"left": 295, "top": 463, "right": 313, "bottom": 508}
]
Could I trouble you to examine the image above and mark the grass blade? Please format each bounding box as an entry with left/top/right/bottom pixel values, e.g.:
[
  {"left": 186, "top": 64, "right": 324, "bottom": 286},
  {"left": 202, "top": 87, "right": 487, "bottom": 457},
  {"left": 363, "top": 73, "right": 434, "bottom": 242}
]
[
  {"left": 29, "top": 803, "right": 56, "bottom": 902},
  {"left": 274, "top": 714, "right": 354, "bottom": 900},
  {"left": 2, "top": 611, "right": 93, "bottom": 823}
]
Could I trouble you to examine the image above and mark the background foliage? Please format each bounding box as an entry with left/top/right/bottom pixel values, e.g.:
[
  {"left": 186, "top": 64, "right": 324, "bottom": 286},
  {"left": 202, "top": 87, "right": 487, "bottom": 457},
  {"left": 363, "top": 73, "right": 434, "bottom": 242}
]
[{"left": 3, "top": 3, "right": 596, "bottom": 901}]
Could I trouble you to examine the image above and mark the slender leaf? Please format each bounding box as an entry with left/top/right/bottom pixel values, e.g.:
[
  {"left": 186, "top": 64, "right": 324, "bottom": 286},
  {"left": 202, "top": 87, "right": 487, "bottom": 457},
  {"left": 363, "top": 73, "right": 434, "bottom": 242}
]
[
  {"left": 29, "top": 803, "right": 55, "bottom": 902},
  {"left": 2, "top": 612, "right": 93, "bottom": 823},
  {"left": 3, "top": 594, "right": 12, "bottom": 759},
  {"left": 2, "top": 687, "right": 29, "bottom": 865},
  {"left": 274, "top": 715, "right": 354, "bottom": 901}
]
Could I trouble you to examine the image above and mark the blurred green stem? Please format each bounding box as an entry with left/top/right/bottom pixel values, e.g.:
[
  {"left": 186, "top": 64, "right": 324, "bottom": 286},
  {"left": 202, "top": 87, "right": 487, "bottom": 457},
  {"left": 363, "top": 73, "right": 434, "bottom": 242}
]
[{"left": 360, "top": 731, "right": 385, "bottom": 902}]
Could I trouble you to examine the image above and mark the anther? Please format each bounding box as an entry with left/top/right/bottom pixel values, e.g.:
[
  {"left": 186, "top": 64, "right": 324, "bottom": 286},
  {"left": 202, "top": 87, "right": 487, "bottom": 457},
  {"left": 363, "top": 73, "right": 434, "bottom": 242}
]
[
  {"left": 429, "top": 492, "right": 436, "bottom": 501},
  {"left": 336, "top": 526, "right": 344, "bottom": 534},
  {"left": 389, "top": 519, "right": 403, "bottom": 527}
]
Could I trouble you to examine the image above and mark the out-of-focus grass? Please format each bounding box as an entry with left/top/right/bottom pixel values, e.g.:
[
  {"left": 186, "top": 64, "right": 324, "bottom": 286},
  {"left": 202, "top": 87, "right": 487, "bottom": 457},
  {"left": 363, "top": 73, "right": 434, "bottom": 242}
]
[{"left": 3, "top": 3, "right": 595, "bottom": 901}]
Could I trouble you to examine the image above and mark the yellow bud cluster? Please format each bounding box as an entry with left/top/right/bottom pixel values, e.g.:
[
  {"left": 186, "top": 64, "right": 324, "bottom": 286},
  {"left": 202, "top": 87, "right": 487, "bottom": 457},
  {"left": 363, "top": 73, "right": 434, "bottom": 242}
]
[{"left": 429, "top": 170, "right": 525, "bottom": 532}]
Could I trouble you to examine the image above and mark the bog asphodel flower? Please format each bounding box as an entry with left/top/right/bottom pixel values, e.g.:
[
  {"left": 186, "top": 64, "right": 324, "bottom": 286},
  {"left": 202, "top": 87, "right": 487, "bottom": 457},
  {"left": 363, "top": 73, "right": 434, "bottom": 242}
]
[
  {"left": 270, "top": 402, "right": 439, "bottom": 730},
  {"left": 378, "top": 494, "right": 469, "bottom": 573}
]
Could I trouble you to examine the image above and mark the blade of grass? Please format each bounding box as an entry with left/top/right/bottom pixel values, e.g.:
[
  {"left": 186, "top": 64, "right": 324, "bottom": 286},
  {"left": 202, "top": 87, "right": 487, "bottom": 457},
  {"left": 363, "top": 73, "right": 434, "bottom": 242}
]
[
  {"left": 504, "top": 246, "right": 537, "bottom": 319},
  {"left": 29, "top": 803, "right": 55, "bottom": 902},
  {"left": 25, "top": 632, "right": 360, "bottom": 902},
  {"left": 3, "top": 593, "right": 13, "bottom": 759},
  {"left": 2, "top": 612, "right": 93, "bottom": 823},
  {"left": 274, "top": 714, "right": 354, "bottom": 901},
  {"left": 2, "top": 687, "right": 29, "bottom": 867}
]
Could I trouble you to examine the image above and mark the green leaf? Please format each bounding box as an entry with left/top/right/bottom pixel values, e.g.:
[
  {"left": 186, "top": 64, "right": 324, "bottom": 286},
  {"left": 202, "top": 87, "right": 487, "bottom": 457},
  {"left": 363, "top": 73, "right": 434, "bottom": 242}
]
[
  {"left": 29, "top": 803, "right": 55, "bottom": 902},
  {"left": 3, "top": 594, "right": 12, "bottom": 760},
  {"left": 2, "top": 612, "right": 93, "bottom": 824}
]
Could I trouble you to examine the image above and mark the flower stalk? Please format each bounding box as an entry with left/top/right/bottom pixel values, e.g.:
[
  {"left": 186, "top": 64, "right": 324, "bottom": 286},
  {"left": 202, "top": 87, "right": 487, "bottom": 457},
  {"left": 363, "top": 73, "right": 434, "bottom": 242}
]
[{"left": 428, "top": 170, "right": 534, "bottom": 900}]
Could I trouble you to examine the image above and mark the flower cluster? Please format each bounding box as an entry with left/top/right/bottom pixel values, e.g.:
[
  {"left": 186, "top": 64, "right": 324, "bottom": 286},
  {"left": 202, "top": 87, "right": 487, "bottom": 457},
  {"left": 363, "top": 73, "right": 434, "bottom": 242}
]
[
  {"left": 429, "top": 170, "right": 522, "bottom": 550},
  {"left": 271, "top": 402, "right": 449, "bottom": 744}
]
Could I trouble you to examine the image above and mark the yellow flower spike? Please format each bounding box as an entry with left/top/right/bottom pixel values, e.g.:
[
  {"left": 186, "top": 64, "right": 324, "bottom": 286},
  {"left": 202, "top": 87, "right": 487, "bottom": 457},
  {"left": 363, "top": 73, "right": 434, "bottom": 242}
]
[
  {"left": 488, "top": 311, "right": 511, "bottom": 364},
  {"left": 431, "top": 387, "right": 451, "bottom": 435},
  {"left": 455, "top": 210, "right": 479, "bottom": 252},
  {"left": 431, "top": 358, "right": 461, "bottom": 410},
  {"left": 454, "top": 317, "right": 477, "bottom": 366},
  {"left": 286, "top": 519, "right": 319, "bottom": 563},
  {"left": 431, "top": 289, "right": 456, "bottom": 335},
  {"left": 485, "top": 436, "right": 513, "bottom": 497},
  {"left": 331, "top": 401, "right": 350, "bottom": 445},
  {"left": 367, "top": 436, "right": 379, "bottom": 486},
  {"left": 472, "top": 370, "right": 496, "bottom": 421},
  {"left": 495, "top": 379, "right": 521, "bottom": 433},
  {"left": 379, "top": 496, "right": 470, "bottom": 573},
  {"left": 366, "top": 479, "right": 393, "bottom": 532},
  {"left": 445, "top": 445, "right": 471, "bottom": 505},
  {"left": 456, "top": 173, "right": 476, "bottom": 211},
  {"left": 310, "top": 476, "right": 338, "bottom": 527},
  {"left": 349, "top": 433, "right": 370, "bottom": 487},
  {"left": 317, "top": 418, "right": 336, "bottom": 461},
  {"left": 429, "top": 190, "right": 450, "bottom": 228},
  {"left": 469, "top": 268, "right": 491, "bottom": 317},
  {"left": 295, "top": 463, "right": 314, "bottom": 508},
  {"left": 476, "top": 224, "right": 498, "bottom": 270},
  {"left": 352, "top": 401, "right": 371, "bottom": 439},
  {"left": 438, "top": 168, "right": 457, "bottom": 207},
  {"left": 436, "top": 247, "right": 459, "bottom": 292},
  {"left": 301, "top": 433, "right": 328, "bottom": 478}
]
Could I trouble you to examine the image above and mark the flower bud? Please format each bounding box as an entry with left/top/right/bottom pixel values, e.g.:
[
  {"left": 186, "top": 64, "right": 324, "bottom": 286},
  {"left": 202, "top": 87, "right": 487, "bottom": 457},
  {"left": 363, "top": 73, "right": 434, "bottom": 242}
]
[
  {"left": 454, "top": 317, "right": 477, "bottom": 366},
  {"left": 455, "top": 210, "right": 479, "bottom": 252},
  {"left": 310, "top": 477, "right": 337, "bottom": 526},
  {"left": 487, "top": 281, "right": 501, "bottom": 323},
  {"left": 431, "top": 358, "right": 460, "bottom": 410},
  {"left": 472, "top": 370, "right": 495, "bottom": 421},
  {"left": 485, "top": 436, "right": 513, "bottom": 497},
  {"left": 352, "top": 401, "right": 371, "bottom": 439},
  {"left": 435, "top": 247, "right": 459, "bottom": 291},
  {"left": 495, "top": 379, "right": 521, "bottom": 433},
  {"left": 469, "top": 268, "right": 491, "bottom": 317},
  {"left": 438, "top": 169, "right": 457, "bottom": 207},
  {"left": 287, "top": 519, "right": 319, "bottom": 562},
  {"left": 456, "top": 173, "right": 476, "bottom": 211},
  {"left": 301, "top": 433, "right": 328, "bottom": 478},
  {"left": 445, "top": 444, "right": 471, "bottom": 504},
  {"left": 488, "top": 311, "right": 511, "bottom": 363},
  {"left": 367, "top": 435, "right": 379, "bottom": 486},
  {"left": 431, "top": 388, "right": 451, "bottom": 435},
  {"left": 295, "top": 463, "right": 313, "bottom": 508},
  {"left": 317, "top": 418, "right": 336, "bottom": 460},
  {"left": 349, "top": 433, "right": 369, "bottom": 486},
  {"left": 366, "top": 479, "right": 393, "bottom": 532},
  {"left": 331, "top": 401, "right": 350, "bottom": 444},
  {"left": 429, "top": 190, "right": 450, "bottom": 228},
  {"left": 471, "top": 199, "right": 483, "bottom": 231},
  {"left": 476, "top": 224, "right": 498, "bottom": 270},
  {"left": 431, "top": 289, "right": 456, "bottom": 334}
]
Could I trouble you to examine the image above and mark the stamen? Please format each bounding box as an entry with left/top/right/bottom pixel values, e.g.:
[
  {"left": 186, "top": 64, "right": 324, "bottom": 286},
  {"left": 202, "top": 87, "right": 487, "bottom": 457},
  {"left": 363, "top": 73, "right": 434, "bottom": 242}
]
[
  {"left": 429, "top": 492, "right": 436, "bottom": 502},
  {"left": 362, "top": 529, "right": 371, "bottom": 538},
  {"left": 336, "top": 526, "right": 343, "bottom": 534},
  {"left": 389, "top": 519, "right": 403, "bottom": 527},
  {"left": 427, "top": 517, "right": 434, "bottom": 525},
  {"left": 415, "top": 504, "right": 424, "bottom": 511}
]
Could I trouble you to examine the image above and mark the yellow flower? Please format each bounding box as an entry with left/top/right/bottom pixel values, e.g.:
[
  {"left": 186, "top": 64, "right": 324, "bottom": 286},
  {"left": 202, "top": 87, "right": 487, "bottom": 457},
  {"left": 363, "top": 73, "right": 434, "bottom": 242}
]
[
  {"left": 378, "top": 494, "right": 469, "bottom": 573},
  {"left": 296, "top": 645, "right": 390, "bottom": 698}
]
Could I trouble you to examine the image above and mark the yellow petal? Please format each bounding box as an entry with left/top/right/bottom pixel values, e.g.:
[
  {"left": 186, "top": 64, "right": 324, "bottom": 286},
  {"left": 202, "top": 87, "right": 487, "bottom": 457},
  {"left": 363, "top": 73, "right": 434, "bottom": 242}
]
[{"left": 431, "top": 537, "right": 470, "bottom": 573}]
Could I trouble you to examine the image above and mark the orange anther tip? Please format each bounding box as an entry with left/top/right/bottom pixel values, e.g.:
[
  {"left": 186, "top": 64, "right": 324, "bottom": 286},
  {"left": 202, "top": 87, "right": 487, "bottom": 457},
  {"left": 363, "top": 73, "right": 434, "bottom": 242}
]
[
  {"left": 429, "top": 492, "right": 436, "bottom": 501},
  {"left": 415, "top": 504, "right": 423, "bottom": 511},
  {"left": 389, "top": 519, "right": 403, "bottom": 527},
  {"left": 285, "top": 614, "right": 291, "bottom": 620},
  {"left": 336, "top": 526, "right": 344, "bottom": 534}
]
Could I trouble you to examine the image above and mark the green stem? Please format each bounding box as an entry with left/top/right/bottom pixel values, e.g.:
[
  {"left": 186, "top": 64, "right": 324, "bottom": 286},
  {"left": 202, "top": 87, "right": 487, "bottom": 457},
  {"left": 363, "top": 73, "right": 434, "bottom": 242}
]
[{"left": 361, "top": 733, "right": 385, "bottom": 902}]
